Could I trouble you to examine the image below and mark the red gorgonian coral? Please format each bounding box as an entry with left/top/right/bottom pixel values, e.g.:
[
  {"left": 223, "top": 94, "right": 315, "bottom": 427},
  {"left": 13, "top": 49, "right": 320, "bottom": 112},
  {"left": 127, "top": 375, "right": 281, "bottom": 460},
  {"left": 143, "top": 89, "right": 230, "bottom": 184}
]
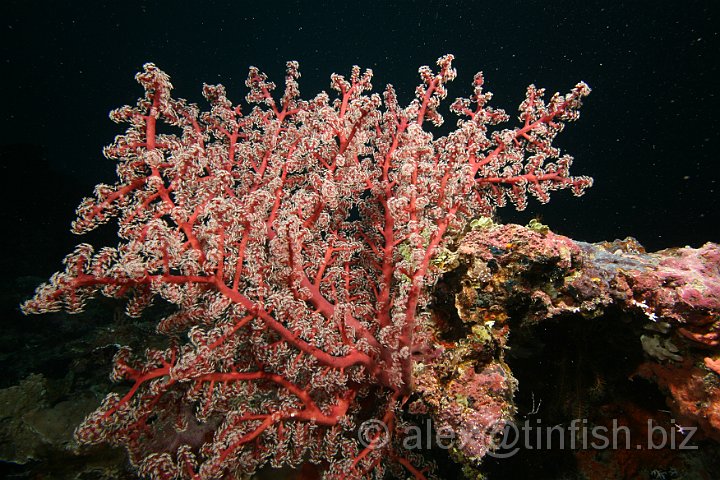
[{"left": 23, "top": 55, "right": 591, "bottom": 479}]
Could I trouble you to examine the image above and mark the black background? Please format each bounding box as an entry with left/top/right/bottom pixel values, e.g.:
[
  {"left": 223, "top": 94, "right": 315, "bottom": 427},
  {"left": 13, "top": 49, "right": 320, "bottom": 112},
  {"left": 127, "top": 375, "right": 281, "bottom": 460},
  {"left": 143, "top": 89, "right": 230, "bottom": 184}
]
[{"left": 1, "top": 0, "right": 718, "bottom": 283}]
